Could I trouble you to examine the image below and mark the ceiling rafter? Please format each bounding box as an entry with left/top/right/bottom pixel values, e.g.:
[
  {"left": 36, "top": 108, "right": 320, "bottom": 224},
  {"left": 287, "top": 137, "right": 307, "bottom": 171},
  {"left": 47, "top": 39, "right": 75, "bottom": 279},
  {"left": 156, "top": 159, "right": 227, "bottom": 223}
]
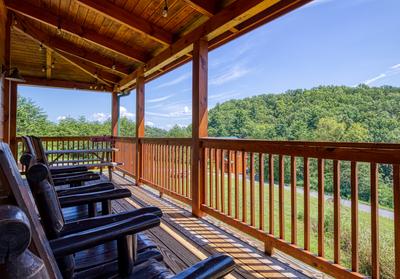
[
  {"left": 119, "top": 0, "right": 281, "bottom": 90},
  {"left": 46, "top": 49, "right": 52, "bottom": 79},
  {"left": 15, "top": 19, "right": 120, "bottom": 85},
  {"left": 5, "top": 0, "right": 149, "bottom": 64},
  {"left": 76, "top": 0, "right": 173, "bottom": 46},
  {"left": 183, "top": 0, "right": 219, "bottom": 17},
  {"left": 183, "top": 0, "right": 239, "bottom": 33},
  {"left": 12, "top": 14, "right": 130, "bottom": 76}
]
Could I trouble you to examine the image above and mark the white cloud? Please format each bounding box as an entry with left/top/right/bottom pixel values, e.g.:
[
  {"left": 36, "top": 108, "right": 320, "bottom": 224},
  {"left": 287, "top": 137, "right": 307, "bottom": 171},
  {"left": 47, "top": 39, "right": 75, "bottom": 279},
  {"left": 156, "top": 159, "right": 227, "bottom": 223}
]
[
  {"left": 147, "top": 105, "right": 192, "bottom": 119},
  {"left": 210, "top": 66, "right": 250, "bottom": 86},
  {"left": 57, "top": 116, "right": 66, "bottom": 121},
  {"left": 391, "top": 64, "right": 400, "bottom": 70},
  {"left": 92, "top": 112, "right": 110, "bottom": 122},
  {"left": 155, "top": 73, "right": 191, "bottom": 89},
  {"left": 145, "top": 121, "right": 154, "bottom": 127},
  {"left": 120, "top": 106, "right": 135, "bottom": 118},
  {"left": 363, "top": 73, "right": 386, "bottom": 85},
  {"left": 147, "top": 94, "right": 173, "bottom": 103}
]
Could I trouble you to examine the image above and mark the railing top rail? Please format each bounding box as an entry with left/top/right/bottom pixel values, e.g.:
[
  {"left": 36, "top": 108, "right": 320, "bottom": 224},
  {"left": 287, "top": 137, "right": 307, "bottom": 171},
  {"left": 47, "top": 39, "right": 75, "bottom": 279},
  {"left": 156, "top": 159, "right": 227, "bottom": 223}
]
[
  {"left": 201, "top": 138, "right": 400, "bottom": 164},
  {"left": 140, "top": 138, "right": 192, "bottom": 146}
]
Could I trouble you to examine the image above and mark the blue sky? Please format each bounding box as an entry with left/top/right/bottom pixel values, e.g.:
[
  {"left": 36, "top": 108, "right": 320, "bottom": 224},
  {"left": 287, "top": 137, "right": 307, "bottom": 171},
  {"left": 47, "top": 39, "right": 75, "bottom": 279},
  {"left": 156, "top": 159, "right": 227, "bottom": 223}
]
[{"left": 19, "top": 0, "right": 400, "bottom": 129}]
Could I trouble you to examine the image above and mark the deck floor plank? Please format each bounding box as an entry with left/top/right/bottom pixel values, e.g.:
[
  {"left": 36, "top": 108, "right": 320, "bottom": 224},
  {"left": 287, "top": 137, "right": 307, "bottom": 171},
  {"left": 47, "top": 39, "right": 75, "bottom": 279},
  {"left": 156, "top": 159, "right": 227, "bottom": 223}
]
[{"left": 110, "top": 173, "right": 312, "bottom": 279}]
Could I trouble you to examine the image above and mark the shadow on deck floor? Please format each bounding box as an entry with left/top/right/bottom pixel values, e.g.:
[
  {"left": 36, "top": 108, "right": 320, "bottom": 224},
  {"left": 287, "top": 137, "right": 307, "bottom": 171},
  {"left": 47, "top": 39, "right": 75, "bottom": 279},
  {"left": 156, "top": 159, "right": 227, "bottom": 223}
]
[{"left": 109, "top": 172, "right": 321, "bottom": 279}]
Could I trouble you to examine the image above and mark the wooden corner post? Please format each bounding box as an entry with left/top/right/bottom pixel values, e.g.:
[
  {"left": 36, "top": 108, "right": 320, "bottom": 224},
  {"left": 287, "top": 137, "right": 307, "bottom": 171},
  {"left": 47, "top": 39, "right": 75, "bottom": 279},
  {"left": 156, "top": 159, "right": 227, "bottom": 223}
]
[
  {"left": 135, "top": 67, "right": 145, "bottom": 185},
  {"left": 192, "top": 38, "right": 208, "bottom": 217},
  {"left": 9, "top": 82, "right": 17, "bottom": 159},
  {"left": 111, "top": 91, "right": 119, "bottom": 137},
  {"left": 2, "top": 11, "right": 11, "bottom": 144}
]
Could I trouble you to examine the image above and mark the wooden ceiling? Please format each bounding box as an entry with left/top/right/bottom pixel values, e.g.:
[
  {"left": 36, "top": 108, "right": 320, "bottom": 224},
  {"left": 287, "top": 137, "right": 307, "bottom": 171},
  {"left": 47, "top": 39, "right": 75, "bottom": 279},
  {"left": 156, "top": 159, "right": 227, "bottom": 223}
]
[{"left": 5, "top": 0, "right": 312, "bottom": 92}]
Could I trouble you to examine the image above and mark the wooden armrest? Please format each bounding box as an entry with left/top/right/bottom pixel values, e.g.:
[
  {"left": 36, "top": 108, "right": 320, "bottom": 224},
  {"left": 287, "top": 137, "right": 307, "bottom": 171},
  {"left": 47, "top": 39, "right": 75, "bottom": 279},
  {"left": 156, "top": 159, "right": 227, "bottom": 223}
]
[
  {"left": 172, "top": 254, "right": 235, "bottom": 279},
  {"left": 61, "top": 206, "right": 162, "bottom": 236},
  {"left": 50, "top": 165, "right": 88, "bottom": 174},
  {"left": 50, "top": 214, "right": 160, "bottom": 257},
  {"left": 52, "top": 173, "right": 100, "bottom": 186},
  {"left": 58, "top": 188, "right": 131, "bottom": 207},
  {"left": 56, "top": 183, "right": 114, "bottom": 196}
]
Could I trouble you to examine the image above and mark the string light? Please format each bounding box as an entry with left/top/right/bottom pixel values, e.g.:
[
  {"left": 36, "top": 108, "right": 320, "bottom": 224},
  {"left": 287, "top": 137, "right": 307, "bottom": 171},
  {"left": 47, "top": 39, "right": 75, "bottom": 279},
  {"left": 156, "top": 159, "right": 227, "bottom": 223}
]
[
  {"left": 51, "top": 62, "right": 55, "bottom": 69},
  {"left": 41, "top": 66, "right": 46, "bottom": 72},
  {"left": 39, "top": 43, "right": 44, "bottom": 52},
  {"left": 112, "top": 64, "right": 116, "bottom": 70},
  {"left": 162, "top": 0, "right": 168, "bottom": 17}
]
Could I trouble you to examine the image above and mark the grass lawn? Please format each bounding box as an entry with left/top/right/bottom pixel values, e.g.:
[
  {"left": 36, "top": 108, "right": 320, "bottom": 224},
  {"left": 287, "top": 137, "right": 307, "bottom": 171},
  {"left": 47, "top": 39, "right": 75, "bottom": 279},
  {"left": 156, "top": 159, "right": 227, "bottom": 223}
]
[{"left": 201, "top": 174, "right": 395, "bottom": 278}]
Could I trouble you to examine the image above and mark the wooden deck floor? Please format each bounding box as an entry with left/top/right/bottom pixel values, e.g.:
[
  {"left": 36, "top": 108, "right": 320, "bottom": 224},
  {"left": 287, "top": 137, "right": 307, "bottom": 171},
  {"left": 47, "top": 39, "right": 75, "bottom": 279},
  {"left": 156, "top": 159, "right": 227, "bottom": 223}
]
[{"left": 101, "top": 172, "right": 320, "bottom": 279}]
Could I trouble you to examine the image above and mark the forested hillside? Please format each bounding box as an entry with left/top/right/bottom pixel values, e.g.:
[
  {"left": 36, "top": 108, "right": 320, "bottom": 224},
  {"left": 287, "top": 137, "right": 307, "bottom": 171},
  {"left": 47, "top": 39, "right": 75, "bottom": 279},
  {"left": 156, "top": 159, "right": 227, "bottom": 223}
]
[{"left": 208, "top": 85, "right": 400, "bottom": 143}]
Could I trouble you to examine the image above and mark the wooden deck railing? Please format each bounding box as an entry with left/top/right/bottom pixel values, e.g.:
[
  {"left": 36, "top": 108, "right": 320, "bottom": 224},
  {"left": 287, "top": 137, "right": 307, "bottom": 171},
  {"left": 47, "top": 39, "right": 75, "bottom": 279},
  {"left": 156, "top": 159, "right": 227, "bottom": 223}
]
[
  {"left": 114, "top": 137, "right": 136, "bottom": 177},
  {"left": 17, "top": 136, "right": 400, "bottom": 278},
  {"left": 17, "top": 136, "right": 113, "bottom": 167},
  {"left": 140, "top": 138, "right": 192, "bottom": 205}
]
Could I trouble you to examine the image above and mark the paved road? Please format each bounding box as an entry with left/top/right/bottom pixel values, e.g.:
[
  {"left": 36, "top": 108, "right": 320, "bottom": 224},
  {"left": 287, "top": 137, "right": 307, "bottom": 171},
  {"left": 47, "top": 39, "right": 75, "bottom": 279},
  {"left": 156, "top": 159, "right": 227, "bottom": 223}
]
[{"left": 285, "top": 184, "right": 394, "bottom": 219}]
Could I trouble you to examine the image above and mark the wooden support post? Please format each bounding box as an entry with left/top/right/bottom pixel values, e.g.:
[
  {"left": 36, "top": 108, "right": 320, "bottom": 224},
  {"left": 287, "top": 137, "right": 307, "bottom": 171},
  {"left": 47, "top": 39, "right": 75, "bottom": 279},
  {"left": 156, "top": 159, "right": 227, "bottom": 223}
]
[
  {"left": 191, "top": 38, "right": 208, "bottom": 217},
  {"left": 2, "top": 11, "right": 11, "bottom": 143},
  {"left": 9, "top": 82, "right": 17, "bottom": 159},
  {"left": 111, "top": 91, "right": 119, "bottom": 166},
  {"left": 135, "top": 67, "right": 145, "bottom": 185},
  {"left": 111, "top": 92, "right": 119, "bottom": 136}
]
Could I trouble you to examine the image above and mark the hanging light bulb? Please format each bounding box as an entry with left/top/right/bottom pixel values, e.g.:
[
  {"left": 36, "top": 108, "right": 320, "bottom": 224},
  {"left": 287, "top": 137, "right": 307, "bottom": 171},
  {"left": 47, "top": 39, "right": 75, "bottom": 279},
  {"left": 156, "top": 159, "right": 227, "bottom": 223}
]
[
  {"left": 51, "top": 62, "right": 55, "bottom": 69},
  {"left": 57, "top": 23, "right": 62, "bottom": 35},
  {"left": 39, "top": 43, "right": 44, "bottom": 52},
  {"left": 162, "top": 0, "right": 168, "bottom": 17},
  {"left": 41, "top": 66, "right": 46, "bottom": 72},
  {"left": 112, "top": 64, "right": 116, "bottom": 70}
]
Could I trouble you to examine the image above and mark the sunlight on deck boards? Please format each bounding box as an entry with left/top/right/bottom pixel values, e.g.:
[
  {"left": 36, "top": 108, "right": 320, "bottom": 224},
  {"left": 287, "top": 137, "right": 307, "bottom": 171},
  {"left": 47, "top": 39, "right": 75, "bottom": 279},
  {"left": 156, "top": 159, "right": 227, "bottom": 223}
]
[{"left": 111, "top": 172, "right": 315, "bottom": 279}]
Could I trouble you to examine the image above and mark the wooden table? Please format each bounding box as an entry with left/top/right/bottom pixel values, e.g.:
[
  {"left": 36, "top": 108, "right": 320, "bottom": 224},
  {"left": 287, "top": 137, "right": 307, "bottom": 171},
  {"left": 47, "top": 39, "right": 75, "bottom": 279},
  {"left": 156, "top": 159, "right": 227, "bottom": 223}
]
[{"left": 45, "top": 147, "right": 121, "bottom": 180}]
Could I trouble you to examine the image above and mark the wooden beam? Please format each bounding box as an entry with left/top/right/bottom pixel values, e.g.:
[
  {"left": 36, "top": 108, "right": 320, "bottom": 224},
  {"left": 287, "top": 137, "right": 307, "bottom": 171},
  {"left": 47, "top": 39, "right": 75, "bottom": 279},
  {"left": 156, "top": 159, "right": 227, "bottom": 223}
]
[
  {"left": 15, "top": 19, "right": 120, "bottom": 85},
  {"left": 119, "top": 0, "right": 280, "bottom": 90},
  {"left": 135, "top": 67, "right": 145, "bottom": 185},
  {"left": 5, "top": 0, "right": 148, "bottom": 63},
  {"left": 13, "top": 20, "right": 129, "bottom": 76},
  {"left": 76, "top": 0, "right": 173, "bottom": 45},
  {"left": 3, "top": 11, "right": 11, "bottom": 144},
  {"left": 46, "top": 49, "right": 52, "bottom": 79},
  {"left": 9, "top": 82, "right": 17, "bottom": 159},
  {"left": 191, "top": 38, "right": 208, "bottom": 217},
  {"left": 111, "top": 92, "right": 119, "bottom": 136},
  {"left": 60, "top": 52, "right": 120, "bottom": 84},
  {"left": 183, "top": 0, "right": 218, "bottom": 17},
  {"left": 23, "top": 76, "right": 113, "bottom": 92}
]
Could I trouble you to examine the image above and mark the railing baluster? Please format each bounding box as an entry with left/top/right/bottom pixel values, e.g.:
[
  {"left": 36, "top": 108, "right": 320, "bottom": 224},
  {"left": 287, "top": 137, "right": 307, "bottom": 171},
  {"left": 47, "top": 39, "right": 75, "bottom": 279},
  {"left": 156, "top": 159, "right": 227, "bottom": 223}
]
[
  {"left": 351, "top": 162, "right": 359, "bottom": 272},
  {"left": 228, "top": 151, "right": 232, "bottom": 216},
  {"left": 259, "top": 153, "right": 264, "bottom": 231},
  {"left": 304, "top": 157, "right": 310, "bottom": 250},
  {"left": 242, "top": 152, "right": 247, "bottom": 223},
  {"left": 393, "top": 164, "right": 400, "bottom": 279},
  {"left": 209, "top": 148, "right": 213, "bottom": 207},
  {"left": 333, "top": 160, "right": 341, "bottom": 264},
  {"left": 291, "top": 156, "right": 297, "bottom": 245},
  {"left": 215, "top": 149, "right": 220, "bottom": 211},
  {"left": 235, "top": 151, "right": 239, "bottom": 220},
  {"left": 318, "top": 158, "right": 324, "bottom": 257},
  {"left": 181, "top": 145, "right": 185, "bottom": 196},
  {"left": 250, "top": 152, "right": 255, "bottom": 227},
  {"left": 269, "top": 154, "right": 274, "bottom": 235},
  {"left": 279, "top": 155, "right": 284, "bottom": 239},
  {"left": 370, "top": 165, "right": 379, "bottom": 278},
  {"left": 221, "top": 149, "right": 225, "bottom": 213}
]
